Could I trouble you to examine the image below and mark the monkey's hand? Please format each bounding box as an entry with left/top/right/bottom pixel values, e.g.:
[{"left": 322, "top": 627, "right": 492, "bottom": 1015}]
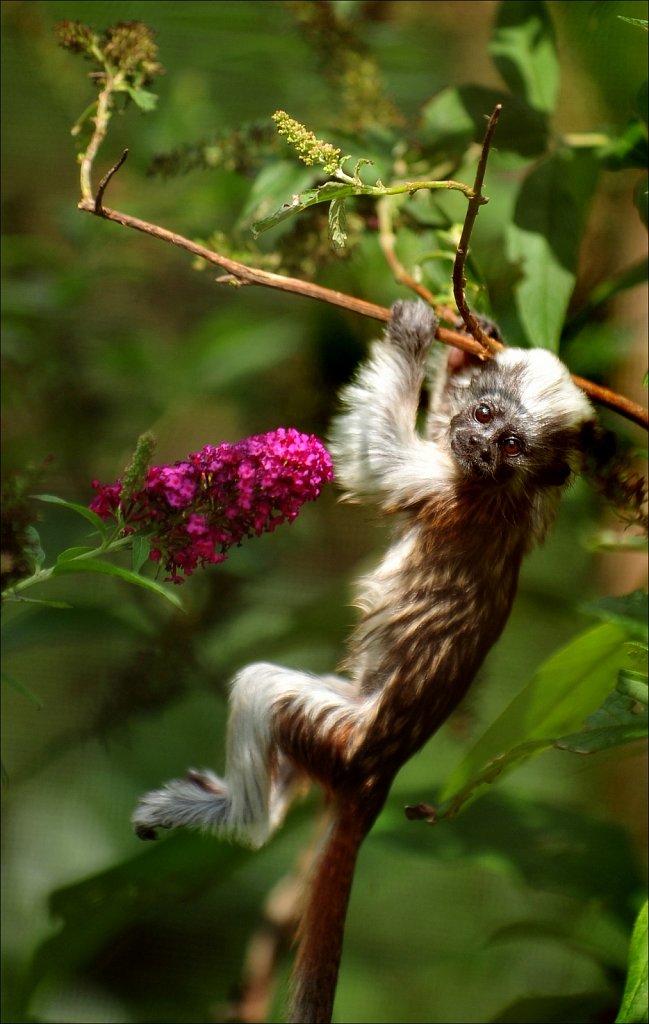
[
  {"left": 330, "top": 301, "right": 453, "bottom": 505},
  {"left": 387, "top": 300, "right": 438, "bottom": 362}
]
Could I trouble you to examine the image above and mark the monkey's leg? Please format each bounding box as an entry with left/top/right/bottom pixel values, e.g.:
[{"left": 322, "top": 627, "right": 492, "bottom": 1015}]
[{"left": 131, "top": 663, "right": 355, "bottom": 848}]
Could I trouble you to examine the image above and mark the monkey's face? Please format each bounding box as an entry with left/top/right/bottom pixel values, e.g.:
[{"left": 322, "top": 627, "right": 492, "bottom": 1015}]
[
  {"left": 448, "top": 384, "right": 576, "bottom": 489},
  {"left": 444, "top": 348, "right": 594, "bottom": 489},
  {"left": 449, "top": 390, "right": 530, "bottom": 483}
]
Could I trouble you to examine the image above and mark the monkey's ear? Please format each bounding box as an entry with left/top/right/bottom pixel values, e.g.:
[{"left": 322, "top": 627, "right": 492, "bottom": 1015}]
[{"left": 535, "top": 462, "right": 571, "bottom": 487}]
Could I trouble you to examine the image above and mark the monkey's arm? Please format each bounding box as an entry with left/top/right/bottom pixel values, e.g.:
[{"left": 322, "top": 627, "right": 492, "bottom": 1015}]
[{"left": 329, "top": 301, "right": 455, "bottom": 505}]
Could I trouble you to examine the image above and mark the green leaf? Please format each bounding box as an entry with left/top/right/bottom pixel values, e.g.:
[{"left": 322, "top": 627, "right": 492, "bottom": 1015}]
[
  {"left": 238, "top": 159, "right": 316, "bottom": 232},
  {"left": 50, "top": 558, "right": 183, "bottom": 610},
  {"left": 506, "top": 149, "right": 599, "bottom": 349},
  {"left": 124, "top": 84, "right": 158, "bottom": 112},
  {"left": 617, "top": 16, "right": 648, "bottom": 31},
  {"left": 598, "top": 122, "right": 648, "bottom": 171},
  {"left": 27, "top": 832, "right": 254, "bottom": 998},
  {"left": 33, "top": 494, "right": 108, "bottom": 539},
  {"left": 617, "top": 669, "right": 648, "bottom": 705},
  {"left": 55, "top": 546, "right": 96, "bottom": 563},
  {"left": 131, "top": 534, "right": 151, "bottom": 574},
  {"left": 252, "top": 180, "right": 357, "bottom": 236},
  {"left": 490, "top": 1, "right": 560, "bottom": 115},
  {"left": 2, "top": 670, "right": 43, "bottom": 707},
  {"left": 555, "top": 689, "right": 648, "bottom": 754},
  {"left": 328, "top": 196, "right": 347, "bottom": 248},
  {"left": 1, "top": 597, "right": 73, "bottom": 608},
  {"left": 419, "top": 84, "right": 549, "bottom": 163},
  {"left": 583, "top": 591, "right": 648, "bottom": 640},
  {"left": 434, "top": 738, "right": 554, "bottom": 820},
  {"left": 616, "top": 899, "right": 648, "bottom": 1023},
  {"left": 26, "top": 805, "right": 313, "bottom": 1003},
  {"left": 565, "top": 260, "right": 648, "bottom": 338},
  {"left": 441, "top": 622, "right": 630, "bottom": 801},
  {"left": 384, "top": 789, "right": 640, "bottom": 910}
]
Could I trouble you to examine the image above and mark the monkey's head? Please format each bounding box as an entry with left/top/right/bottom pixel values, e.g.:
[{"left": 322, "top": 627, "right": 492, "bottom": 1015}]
[{"left": 448, "top": 348, "right": 594, "bottom": 489}]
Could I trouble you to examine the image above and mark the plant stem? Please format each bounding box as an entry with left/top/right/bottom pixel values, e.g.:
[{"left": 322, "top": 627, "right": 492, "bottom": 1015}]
[
  {"left": 3, "top": 535, "right": 131, "bottom": 600},
  {"left": 79, "top": 74, "right": 118, "bottom": 201}
]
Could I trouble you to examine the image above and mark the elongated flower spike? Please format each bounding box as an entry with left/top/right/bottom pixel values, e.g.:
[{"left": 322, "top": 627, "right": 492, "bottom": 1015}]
[{"left": 90, "top": 428, "right": 334, "bottom": 583}]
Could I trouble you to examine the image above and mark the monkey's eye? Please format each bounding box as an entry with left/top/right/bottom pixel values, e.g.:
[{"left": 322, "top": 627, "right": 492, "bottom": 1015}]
[
  {"left": 500, "top": 436, "right": 523, "bottom": 457},
  {"left": 474, "top": 403, "right": 493, "bottom": 424}
]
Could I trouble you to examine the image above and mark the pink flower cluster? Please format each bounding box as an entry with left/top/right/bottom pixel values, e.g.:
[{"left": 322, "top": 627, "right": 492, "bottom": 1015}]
[{"left": 90, "top": 428, "right": 334, "bottom": 583}]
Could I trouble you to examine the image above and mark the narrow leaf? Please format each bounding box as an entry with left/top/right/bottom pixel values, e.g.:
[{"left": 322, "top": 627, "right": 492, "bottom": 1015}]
[
  {"left": 33, "top": 494, "right": 107, "bottom": 539},
  {"left": 441, "top": 622, "right": 630, "bottom": 800},
  {"left": 616, "top": 899, "right": 648, "bottom": 1023},
  {"left": 56, "top": 546, "right": 96, "bottom": 563},
  {"left": 617, "top": 16, "right": 648, "bottom": 30},
  {"left": 50, "top": 559, "right": 183, "bottom": 610},
  {"left": 555, "top": 683, "right": 648, "bottom": 753},
  {"left": 2, "top": 671, "right": 43, "bottom": 707},
  {"left": 2, "top": 597, "right": 73, "bottom": 608},
  {"left": 131, "top": 534, "right": 151, "bottom": 574},
  {"left": 252, "top": 181, "right": 357, "bottom": 236},
  {"left": 435, "top": 738, "right": 554, "bottom": 820},
  {"left": 328, "top": 197, "right": 348, "bottom": 248}
]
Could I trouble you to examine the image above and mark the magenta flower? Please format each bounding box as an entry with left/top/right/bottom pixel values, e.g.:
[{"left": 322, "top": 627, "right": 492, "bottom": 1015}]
[{"left": 90, "top": 428, "right": 334, "bottom": 583}]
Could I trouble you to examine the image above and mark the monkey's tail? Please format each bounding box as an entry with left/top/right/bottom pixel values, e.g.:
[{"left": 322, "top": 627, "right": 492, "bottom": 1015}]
[{"left": 287, "top": 797, "right": 379, "bottom": 1024}]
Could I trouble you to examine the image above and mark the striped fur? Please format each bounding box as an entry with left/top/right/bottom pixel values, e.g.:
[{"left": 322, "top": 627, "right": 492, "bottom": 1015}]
[{"left": 132, "top": 301, "right": 595, "bottom": 1022}]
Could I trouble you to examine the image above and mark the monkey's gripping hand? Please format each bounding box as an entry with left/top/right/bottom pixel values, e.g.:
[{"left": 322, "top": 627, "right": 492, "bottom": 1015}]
[{"left": 329, "top": 301, "right": 454, "bottom": 507}]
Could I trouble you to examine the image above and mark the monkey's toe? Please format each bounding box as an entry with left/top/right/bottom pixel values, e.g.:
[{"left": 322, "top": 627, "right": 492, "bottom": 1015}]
[{"left": 135, "top": 823, "right": 159, "bottom": 841}]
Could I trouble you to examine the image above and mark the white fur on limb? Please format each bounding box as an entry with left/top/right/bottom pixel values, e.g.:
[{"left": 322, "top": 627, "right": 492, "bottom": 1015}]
[
  {"left": 132, "top": 663, "right": 361, "bottom": 848},
  {"left": 329, "top": 302, "right": 455, "bottom": 506}
]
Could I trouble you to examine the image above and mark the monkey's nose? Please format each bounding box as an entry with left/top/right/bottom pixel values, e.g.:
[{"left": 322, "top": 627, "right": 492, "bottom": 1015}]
[{"left": 469, "top": 437, "right": 492, "bottom": 463}]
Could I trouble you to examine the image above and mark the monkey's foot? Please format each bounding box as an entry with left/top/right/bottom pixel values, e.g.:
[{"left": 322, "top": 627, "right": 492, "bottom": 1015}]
[{"left": 131, "top": 768, "right": 228, "bottom": 840}]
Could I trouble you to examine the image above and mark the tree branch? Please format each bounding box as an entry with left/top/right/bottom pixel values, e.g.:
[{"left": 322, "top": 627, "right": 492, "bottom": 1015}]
[
  {"left": 77, "top": 167, "right": 648, "bottom": 431},
  {"left": 77, "top": 196, "right": 489, "bottom": 359}
]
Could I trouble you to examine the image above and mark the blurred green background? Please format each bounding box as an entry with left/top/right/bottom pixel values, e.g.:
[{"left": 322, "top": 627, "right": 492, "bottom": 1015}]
[{"left": 2, "top": 2, "right": 647, "bottom": 1022}]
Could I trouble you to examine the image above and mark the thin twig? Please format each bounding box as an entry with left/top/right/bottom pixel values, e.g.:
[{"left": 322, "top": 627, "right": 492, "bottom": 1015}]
[
  {"left": 95, "top": 148, "right": 129, "bottom": 213},
  {"left": 376, "top": 197, "right": 439, "bottom": 307},
  {"left": 452, "top": 105, "right": 504, "bottom": 355}
]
